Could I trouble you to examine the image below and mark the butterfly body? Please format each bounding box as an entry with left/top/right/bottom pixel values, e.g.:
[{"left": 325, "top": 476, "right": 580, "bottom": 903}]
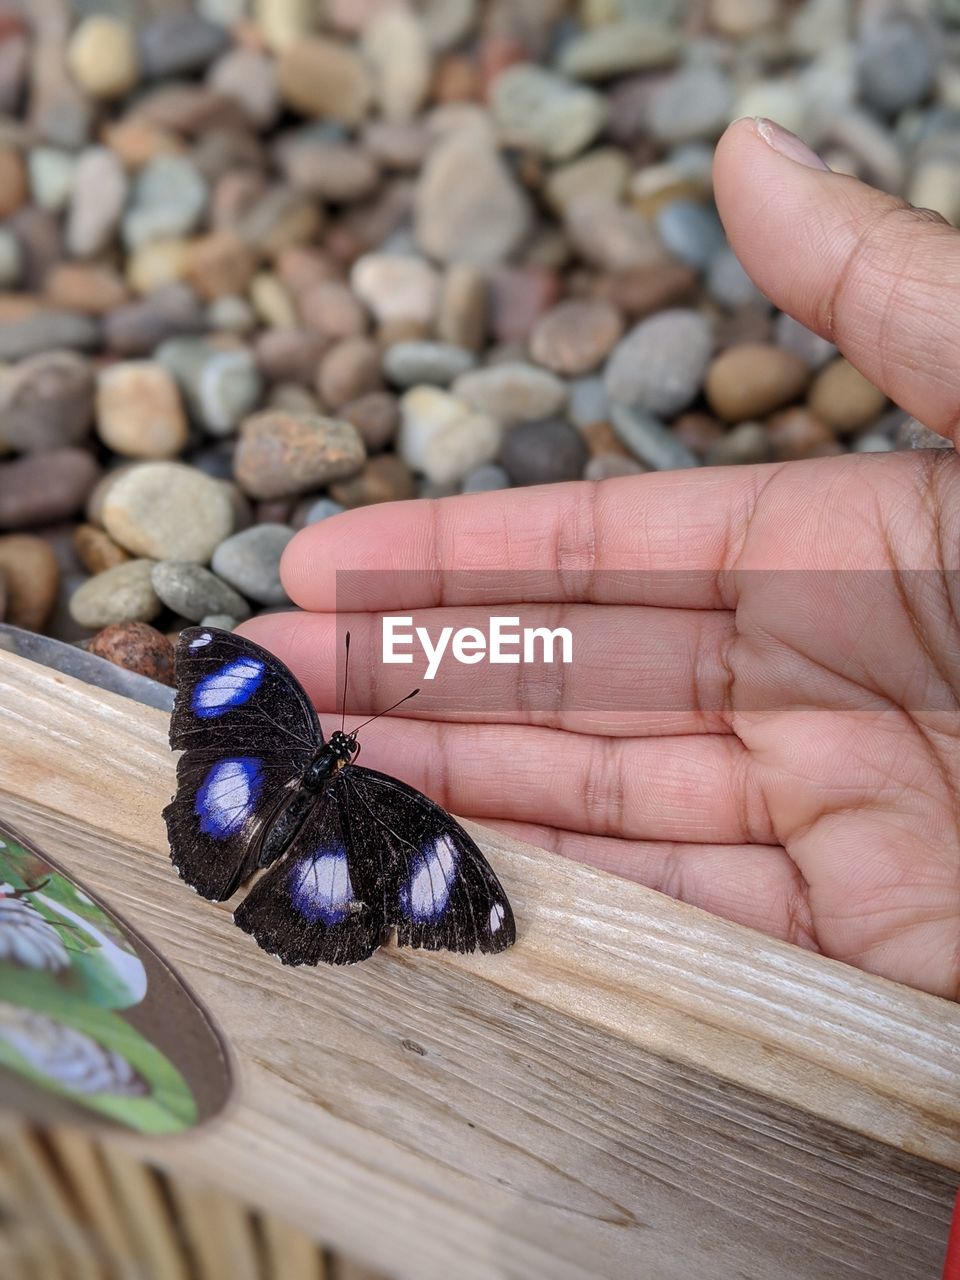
[{"left": 164, "top": 627, "right": 516, "bottom": 966}]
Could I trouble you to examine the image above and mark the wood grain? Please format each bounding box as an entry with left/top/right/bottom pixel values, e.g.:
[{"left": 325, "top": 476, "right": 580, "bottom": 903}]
[{"left": 0, "top": 647, "right": 958, "bottom": 1279}]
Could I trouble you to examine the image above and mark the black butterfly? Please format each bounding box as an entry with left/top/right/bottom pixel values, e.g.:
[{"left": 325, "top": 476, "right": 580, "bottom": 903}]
[{"left": 163, "top": 627, "right": 516, "bottom": 966}]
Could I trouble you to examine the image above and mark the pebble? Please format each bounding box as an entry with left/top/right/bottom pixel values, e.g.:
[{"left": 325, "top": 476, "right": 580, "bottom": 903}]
[
  {"left": 0, "top": 313, "right": 100, "bottom": 366},
  {"left": 706, "top": 248, "right": 768, "bottom": 310},
  {"left": 201, "top": 612, "right": 239, "bottom": 630},
  {"left": 66, "top": 147, "right": 128, "bottom": 259},
  {"left": 568, "top": 376, "right": 610, "bottom": 428},
  {"left": 341, "top": 392, "right": 399, "bottom": 452},
  {"left": 604, "top": 310, "right": 713, "bottom": 416},
  {"left": 211, "top": 524, "right": 294, "bottom": 606},
  {"left": 565, "top": 197, "right": 667, "bottom": 273},
  {"left": 151, "top": 561, "right": 250, "bottom": 623},
  {"left": 710, "top": 0, "right": 779, "bottom": 36},
  {"left": 415, "top": 128, "right": 532, "bottom": 265},
  {"left": 398, "top": 386, "right": 502, "bottom": 485},
  {"left": 544, "top": 148, "right": 629, "bottom": 215},
  {"left": 299, "top": 497, "right": 345, "bottom": 525},
  {"left": 529, "top": 299, "right": 624, "bottom": 376},
  {"left": 0, "top": 352, "right": 95, "bottom": 453},
  {"left": 0, "top": 147, "right": 27, "bottom": 219},
  {"left": 437, "top": 264, "right": 487, "bottom": 351},
  {"left": 489, "top": 267, "right": 560, "bottom": 345},
  {"left": 67, "top": 16, "right": 140, "bottom": 100},
  {"left": 362, "top": 8, "right": 431, "bottom": 122},
  {"left": 233, "top": 411, "right": 366, "bottom": 499},
  {"left": 500, "top": 418, "right": 589, "bottom": 486},
  {"left": 96, "top": 362, "right": 189, "bottom": 460},
  {"left": 104, "top": 284, "right": 205, "bottom": 358},
  {"left": 766, "top": 407, "right": 839, "bottom": 461},
  {"left": 280, "top": 136, "right": 380, "bottom": 203},
  {"left": 0, "top": 449, "right": 100, "bottom": 530},
  {"left": 277, "top": 37, "right": 374, "bottom": 126},
  {"left": 351, "top": 254, "right": 439, "bottom": 325},
  {"left": 208, "top": 48, "right": 280, "bottom": 131},
  {"left": 256, "top": 329, "right": 327, "bottom": 386},
  {"left": 490, "top": 65, "right": 607, "bottom": 161},
  {"left": 185, "top": 231, "right": 258, "bottom": 302},
  {"left": 157, "top": 338, "right": 264, "bottom": 436},
  {"left": 73, "top": 524, "right": 131, "bottom": 575},
  {"left": 0, "top": 228, "right": 22, "bottom": 288},
  {"left": 656, "top": 200, "right": 726, "bottom": 270},
  {"left": 462, "top": 463, "right": 510, "bottom": 493},
  {"left": 329, "top": 453, "right": 416, "bottom": 507},
  {"left": 45, "top": 263, "right": 130, "bottom": 316},
  {"left": 453, "top": 362, "right": 568, "bottom": 424},
  {"left": 70, "top": 560, "right": 162, "bottom": 630},
  {"left": 648, "top": 66, "right": 734, "bottom": 145},
  {"left": 123, "top": 155, "right": 208, "bottom": 250},
  {"left": 0, "top": 535, "right": 60, "bottom": 631},
  {"left": 807, "top": 358, "right": 887, "bottom": 433},
  {"left": 585, "top": 454, "right": 647, "bottom": 481},
  {"left": 557, "top": 21, "right": 681, "bottom": 79},
  {"left": 860, "top": 19, "right": 935, "bottom": 117},
  {"left": 87, "top": 621, "right": 176, "bottom": 686},
  {"left": 705, "top": 344, "right": 810, "bottom": 420},
  {"left": 139, "top": 13, "right": 230, "bottom": 81},
  {"left": 101, "top": 462, "right": 235, "bottom": 563},
  {"left": 704, "top": 421, "right": 774, "bottom": 467},
  {"left": 317, "top": 338, "right": 384, "bottom": 409},
  {"left": 895, "top": 419, "right": 953, "bottom": 451},
  {"left": 774, "top": 311, "right": 836, "bottom": 370},
  {"left": 298, "top": 280, "right": 368, "bottom": 339},
  {"left": 383, "top": 341, "right": 476, "bottom": 387},
  {"left": 610, "top": 405, "right": 699, "bottom": 471},
  {"left": 27, "top": 149, "right": 74, "bottom": 215},
  {"left": 671, "top": 412, "right": 725, "bottom": 458}
]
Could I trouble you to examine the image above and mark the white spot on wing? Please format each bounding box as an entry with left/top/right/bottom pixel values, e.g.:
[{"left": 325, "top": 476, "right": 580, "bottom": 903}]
[
  {"left": 292, "top": 851, "right": 354, "bottom": 924},
  {"left": 189, "top": 632, "right": 213, "bottom": 649},
  {"left": 489, "top": 902, "right": 505, "bottom": 933},
  {"left": 196, "top": 758, "right": 260, "bottom": 839},
  {"left": 193, "top": 658, "right": 264, "bottom": 716},
  {"left": 407, "top": 834, "right": 458, "bottom": 922}
]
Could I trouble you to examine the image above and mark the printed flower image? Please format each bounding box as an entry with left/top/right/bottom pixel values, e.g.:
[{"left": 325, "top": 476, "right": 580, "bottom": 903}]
[
  {"left": 0, "top": 835, "right": 146, "bottom": 1009},
  {"left": 0, "top": 1004, "right": 148, "bottom": 1098}
]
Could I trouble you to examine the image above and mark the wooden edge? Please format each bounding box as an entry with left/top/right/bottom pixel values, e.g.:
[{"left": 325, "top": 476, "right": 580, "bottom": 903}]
[{"left": 0, "top": 646, "right": 958, "bottom": 1169}]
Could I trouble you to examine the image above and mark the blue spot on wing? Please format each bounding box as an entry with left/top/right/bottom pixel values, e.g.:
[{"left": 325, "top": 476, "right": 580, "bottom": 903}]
[
  {"left": 400, "top": 834, "right": 458, "bottom": 923},
  {"left": 195, "top": 757, "right": 263, "bottom": 839},
  {"left": 290, "top": 849, "right": 355, "bottom": 925},
  {"left": 192, "top": 658, "right": 265, "bottom": 719}
]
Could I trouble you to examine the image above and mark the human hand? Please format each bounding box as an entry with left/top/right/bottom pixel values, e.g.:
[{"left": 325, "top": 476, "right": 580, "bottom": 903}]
[{"left": 241, "top": 118, "right": 960, "bottom": 1000}]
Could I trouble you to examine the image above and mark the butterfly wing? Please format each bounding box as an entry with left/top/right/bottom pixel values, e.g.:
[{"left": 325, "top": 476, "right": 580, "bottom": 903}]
[
  {"left": 164, "top": 627, "right": 319, "bottom": 901},
  {"left": 233, "top": 765, "right": 515, "bottom": 965},
  {"left": 344, "top": 767, "right": 516, "bottom": 955},
  {"left": 232, "top": 779, "right": 389, "bottom": 965}
]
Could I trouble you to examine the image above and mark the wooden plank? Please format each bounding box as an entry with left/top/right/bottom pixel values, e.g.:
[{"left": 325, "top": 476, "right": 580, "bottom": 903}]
[
  {"left": 169, "top": 1180, "right": 260, "bottom": 1280},
  {"left": 0, "top": 647, "right": 958, "bottom": 1280},
  {"left": 46, "top": 1128, "right": 141, "bottom": 1276},
  {"left": 260, "top": 1208, "right": 327, "bottom": 1280},
  {"left": 98, "top": 1142, "right": 190, "bottom": 1280}
]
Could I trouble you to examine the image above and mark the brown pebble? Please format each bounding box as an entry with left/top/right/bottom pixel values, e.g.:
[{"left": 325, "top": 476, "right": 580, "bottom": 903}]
[
  {"left": 73, "top": 523, "right": 131, "bottom": 574},
  {"left": 704, "top": 421, "right": 775, "bottom": 466},
  {"left": 807, "top": 358, "right": 888, "bottom": 434},
  {"left": 596, "top": 261, "right": 698, "bottom": 318},
  {"left": 433, "top": 52, "right": 480, "bottom": 103},
  {"left": 340, "top": 391, "right": 399, "bottom": 452},
  {"left": 489, "top": 267, "right": 560, "bottom": 345},
  {"left": 255, "top": 329, "right": 328, "bottom": 385},
  {"left": 0, "top": 146, "right": 27, "bottom": 219},
  {"left": 437, "top": 263, "right": 487, "bottom": 352},
  {"left": 234, "top": 410, "right": 366, "bottom": 500},
  {"left": 581, "top": 420, "right": 632, "bottom": 458},
  {"left": 95, "top": 362, "right": 189, "bottom": 460},
  {"left": 329, "top": 453, "right": 416, "bottom": 507},
  {"left": 275, "top": 245, "right": 337, "bottom": 298},
  {"left": 0, "top": 351, "right": 95, "bottom": 453},
  {"left": 298, "top": 280, "right": 368, "bottom": 340},
  {"left": 766, "top": 407, "right": 839, "bottom": 461},
  {"left": 0, "top": 534, "right": 60, "bottom": 630},
  {"left": 277, "top": 37, "right": 373, "bottom": 126},
  {"left": 0, "top": 448, "right": 101, "bottom": 529},
  {"left": 705, "top": 345, "right": 811, "bottom": 421},
  {"left": 672, "top": 412, "right": 725, "bottom": 457},
  {"left": 44, "top": 263, "right": 131, "bottom": 315},
  {"left": 529, "top": 299, "right": 624, "bottom": 376},
  {"left": 87, "top": 621, "right": 176, "bottom": 686},
  {"left": 317, "top": 337, "right": 384, "bottom": 410},
  {"left": 185, "top": 230, "right": 259, "bottom": 301}
]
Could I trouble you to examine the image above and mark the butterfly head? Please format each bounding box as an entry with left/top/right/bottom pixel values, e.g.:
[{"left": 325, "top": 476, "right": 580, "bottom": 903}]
[{"left": 328, "top": 730, "right": 360, "bottom": 767}]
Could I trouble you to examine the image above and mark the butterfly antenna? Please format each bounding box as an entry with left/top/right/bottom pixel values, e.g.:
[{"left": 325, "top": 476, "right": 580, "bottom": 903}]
[
  {"left": 340, "top": 630, "right": 351, "bottom": 733},
  {"left": 351, "top": 688, "right": 419, "bottom": 735}
]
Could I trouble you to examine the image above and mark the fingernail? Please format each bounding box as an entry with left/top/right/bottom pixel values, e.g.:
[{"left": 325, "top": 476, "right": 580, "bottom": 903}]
[{"left": 754, "top": 117, "right": 830, "bottom": 171}]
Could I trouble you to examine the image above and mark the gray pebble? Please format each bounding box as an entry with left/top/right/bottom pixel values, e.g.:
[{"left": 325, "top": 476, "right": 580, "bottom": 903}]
[
  {"left": 66, "top": 147, "right": 128, "bottom": 259},
  {"left": 104, "top": 284, "right": 206, "bottom": 358},
  {"left": 567, "top": 376, "right": 610, "bottom": 428},
  {"left": 604, "top": 310, "right": 712, "bottom": 417},
  {"left": 774, "top": 311, "right": 836, "bottom": 370},
  {"left": 0, "top": 448, "right": 101, "bottom": 529},
  {"left": 648, "top": 65, "right": 733, "bottom": 145},
  {"left": 383, "top": 341, "right": 476, "bottom": 388},
  {"left": 157, "top": 338, "right": 263, "bottom": 436},
  {"left": 453, "top": 362, "right": 567, "bottom": 424},
  {"left": 704, "top": 421, "right": 774, "bottom": 467},
  {"left": 151, "top": 561, "right": 251, "bottom": 623},
  {"left": 123, "top": 155, "right": 208, "bottom": 250},
  {"left": 895, "top": 418, "right": 954, "bottom": 450},
  {"left": 301, "top": 497, "right": 345, "bottom": 524},
  {"left": 557, "top": 21, "right": 680, "bottom": 79},
  {"left": 70, "top": 560, "right": 162, "bottom": 630},
  {"left": 211, "top": 524, "right": 295, "bottom": 606},
  {"left": 139, "top": 13, "right": 230, "bottom": 80},
  {"left": 0, "top": 227, "right": 22, "bottom": 288},
  {"left": 860, "top": 19, "right": 936, "bottom": 117},
  {"left": 706, "top": 248, "right": 768, "bottom": 311},
  {"left": 0, "top": 351, "right": 94, "bottom": 452},
  {"left": 101, "top": 462, "right": 236, "bottom": 563},
  {"left": 490, "top": 64, "right": 607, "bottom": 162},
  {"left": 610, "top": 405, "right": 698, "bottom": 471},
  {"left": 462, "top": 463, "right": 511, "bottom": 493},
  {"left": 500, "top": 418, "right": 589, "bottom": 486},
  {"left": 200, "top": 612, "right": 240, "bottom": 630},
  {"left": 28, "top": 147, "right": 76, "bottom": 213},
  {"left": 0, "top": 311, "right": 102, "bottom": 363},
  {"left": 656, "top": 200, "right": 725, "bottom": 270}
]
